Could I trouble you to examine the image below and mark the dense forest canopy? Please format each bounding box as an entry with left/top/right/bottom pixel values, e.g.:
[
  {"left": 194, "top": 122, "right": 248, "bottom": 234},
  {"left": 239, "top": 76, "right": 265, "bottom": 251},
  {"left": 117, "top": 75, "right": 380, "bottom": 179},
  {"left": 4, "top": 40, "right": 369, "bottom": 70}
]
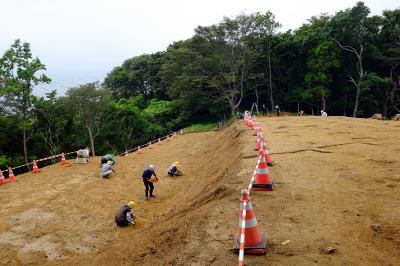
[{"left": 0, "top": 2, "right": 399, "bottom": 168}]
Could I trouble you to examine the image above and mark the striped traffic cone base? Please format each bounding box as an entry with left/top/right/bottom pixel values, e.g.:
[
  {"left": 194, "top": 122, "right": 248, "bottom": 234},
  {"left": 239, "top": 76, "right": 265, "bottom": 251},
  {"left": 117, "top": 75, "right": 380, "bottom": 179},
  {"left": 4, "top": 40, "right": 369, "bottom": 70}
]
[
  {"left": 252, "top": 183, "right": 273, "bottom": 191},
  {"left": 32, "top": 161, "right": 40, "bottom": 173},
  {"left": 232, "top": 189, "right": 267, "bottom": 255},
  {"left": 252, "top": 154, "right": 273, "bottom": 191},
  {"left": 0, "top": 171, "right": 6, "bottom": 185},
  {"left": 261, "top": 140, "right": 274, "bottom": 166},
  {"left": 233, "top": 233, "right": 267, "bottom": 255},
  {"left": 8, "top": 167, "right": 15, "bottom": 182}
]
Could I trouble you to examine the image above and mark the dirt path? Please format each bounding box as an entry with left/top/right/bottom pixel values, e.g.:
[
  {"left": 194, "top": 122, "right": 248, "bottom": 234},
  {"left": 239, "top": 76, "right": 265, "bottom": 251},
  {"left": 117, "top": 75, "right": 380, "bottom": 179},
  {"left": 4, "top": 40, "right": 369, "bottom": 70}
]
[
  {"left": 0, "top": 117, "right": 399, "bottom": 265},
  {"left": 244, "top": 117, "right": 400, "bottom": 266}
]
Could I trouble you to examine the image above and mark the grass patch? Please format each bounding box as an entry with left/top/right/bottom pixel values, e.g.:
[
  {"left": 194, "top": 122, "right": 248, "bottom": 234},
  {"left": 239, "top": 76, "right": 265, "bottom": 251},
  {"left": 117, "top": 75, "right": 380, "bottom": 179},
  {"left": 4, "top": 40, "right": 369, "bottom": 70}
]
[{"left": 183, "top": 122, "right": 217, "bottom": 133}]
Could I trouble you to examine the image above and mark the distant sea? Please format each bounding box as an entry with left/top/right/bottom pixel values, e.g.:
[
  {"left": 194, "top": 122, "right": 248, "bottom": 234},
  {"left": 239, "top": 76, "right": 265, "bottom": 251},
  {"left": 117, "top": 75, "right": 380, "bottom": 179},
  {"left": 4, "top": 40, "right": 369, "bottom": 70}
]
[{"left": 33, "top": 69, "right": 109, "bottom": 97}]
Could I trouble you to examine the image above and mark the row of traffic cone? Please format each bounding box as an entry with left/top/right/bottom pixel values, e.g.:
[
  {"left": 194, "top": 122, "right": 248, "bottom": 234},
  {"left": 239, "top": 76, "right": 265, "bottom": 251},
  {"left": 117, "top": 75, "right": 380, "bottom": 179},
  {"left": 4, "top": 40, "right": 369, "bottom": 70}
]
[
  {"left": 125, "top": 130, "right": 183, "bottom": 157},
  {"left": 0, "top": 161, "right": 38, "bottom": 184},
  {"left": 1, "top": 153, "right": 72, "bottom": 186},
  {"left": 0, "top": 167, "right": 15, "bottom": 184},
  {"left": 252, "top": 116, "right": 274, "bottom": 191},
  {"left": 233, "top": 115, "right": 275, "bottom": 259}
]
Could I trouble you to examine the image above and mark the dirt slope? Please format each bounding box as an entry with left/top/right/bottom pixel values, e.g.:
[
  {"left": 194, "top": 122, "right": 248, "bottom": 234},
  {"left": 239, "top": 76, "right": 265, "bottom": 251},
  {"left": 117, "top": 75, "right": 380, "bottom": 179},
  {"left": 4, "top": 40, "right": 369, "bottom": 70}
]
[{"left": 0, "top": 117, "right": 399, "bottom": 266}]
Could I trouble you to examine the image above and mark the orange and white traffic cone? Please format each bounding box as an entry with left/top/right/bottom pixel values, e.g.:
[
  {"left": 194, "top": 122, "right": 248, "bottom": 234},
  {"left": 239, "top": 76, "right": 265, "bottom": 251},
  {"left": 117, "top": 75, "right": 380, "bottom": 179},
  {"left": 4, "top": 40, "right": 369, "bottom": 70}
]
[
  {"left": 251, "top": 118, "right": 257, "bottom": 129},
  {"left": 252, "top": 123, "right": 260, "bottom": 136},
  {"left": 8, "top": 167, "right": 15, "bottom": 182},
  {"left": 252, "top": 153, "right": 273, "bottom": 191},
  {"left": 255, "top": 123, "right": 262, "bottom": 132},
  {"left": 233, "top": 189, "right": 267, "bottom": 254},
  {"left": 0, "top": 170, "right": 6, "bottom": 185},
  {"left": 137, "top": 146, "right": 142, "bottom": 154},
  {"left": 32, "top": 160, "right": 40, "bottom": 173},
  {"left": 255, "top": 132, "right": 263, "bottom": 150},
  {"left": 125, "top": 149, "right": 129, "bottom": 156},
  {"left": 260, "top": 140, "right": 273, "bottom": 166},
  {"left": 157, "top": 138, "right": 162, "bottom": 145},
  {"left": 60, "top": 153, "right": 67, "bottom": 165},
  {"left": 148, "top": 141, "right": 153, "bottom": 149},
  {"left": 246, "top": 118, "right": 251, "bottom": 127}
]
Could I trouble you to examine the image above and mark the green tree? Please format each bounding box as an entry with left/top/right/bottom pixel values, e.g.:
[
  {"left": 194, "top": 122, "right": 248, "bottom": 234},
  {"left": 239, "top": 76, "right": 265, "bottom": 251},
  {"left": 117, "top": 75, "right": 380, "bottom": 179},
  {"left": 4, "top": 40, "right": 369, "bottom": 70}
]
[
  {"left": 33, "top": 91, "right": 70, "bottom": 156},
  {"left": 304, "top": 41, "right": 340, "bottom": 111},
  {"left": 331, "top": 2, "right": 380, "bottom": 117},
  {"left": 64, "top": 83, "right": 112, "bottom": 156},
  {"left": 254, "top": 12, "right": 281, "bottom": 110},
  {"left": 379, "top": 9, "right": 400, "bottom": 117},
  {"left": 102, "top": 96, "right": 147, "bottom": 152},
  {"left": 104, "top": 52, "right": 166, "bottom": 100},
  {"left": 162, "top": 13, "right": 266, "bottom": 117},
  {"left": 0, "top": 40, "right": 50, "bottom": 166},
  {"left": 160, "top": 40, "right": 214, "bottom": 120}
]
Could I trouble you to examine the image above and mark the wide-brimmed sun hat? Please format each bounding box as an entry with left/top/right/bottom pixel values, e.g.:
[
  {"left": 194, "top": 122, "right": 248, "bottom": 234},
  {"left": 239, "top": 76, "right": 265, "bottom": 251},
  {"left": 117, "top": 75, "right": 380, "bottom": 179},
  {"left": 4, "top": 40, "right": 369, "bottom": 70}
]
[
  {"left": 147, "top": 164, "right": 157, "bottom": 170},
  {"left": 127, "top": 201, "right": 136, "bottom": 208}
]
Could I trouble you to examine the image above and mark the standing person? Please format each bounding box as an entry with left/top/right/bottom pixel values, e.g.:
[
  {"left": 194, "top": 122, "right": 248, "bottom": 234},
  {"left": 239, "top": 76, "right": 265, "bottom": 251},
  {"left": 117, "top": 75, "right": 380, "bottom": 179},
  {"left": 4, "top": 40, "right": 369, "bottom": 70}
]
[
  {"left": 275, "top": 105, "right": 281, "bottom": 117},
  {"left": 262, "top": 104, "right": 266, "bottom": 116},
  {"left": 142, "top": 164, "right": 158, "bottom": 198},
  {"left": 115, "top": 201, "right": 137, "bottom": 227}
]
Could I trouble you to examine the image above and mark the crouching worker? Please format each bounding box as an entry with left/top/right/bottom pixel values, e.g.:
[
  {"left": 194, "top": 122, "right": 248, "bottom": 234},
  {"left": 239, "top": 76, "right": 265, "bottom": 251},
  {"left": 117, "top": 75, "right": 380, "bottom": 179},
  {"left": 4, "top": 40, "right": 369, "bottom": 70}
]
[
  {"left": 101, "top": 160, "right": 116, "bottom": 178},
  {"left": 142, "top": 164, "right": 158, "bottom": 198},
  {"left": 115, "top": 201, "right": 136, "bottom": 227},
  {"left": 167, "top": 161, "right": 182, "bottom": 176},
  {"left": 101, "top": 154, "right": 116, "bottom": 165},
  {"left": 76, "top": 147, "right": 90, "bottom": 164}
]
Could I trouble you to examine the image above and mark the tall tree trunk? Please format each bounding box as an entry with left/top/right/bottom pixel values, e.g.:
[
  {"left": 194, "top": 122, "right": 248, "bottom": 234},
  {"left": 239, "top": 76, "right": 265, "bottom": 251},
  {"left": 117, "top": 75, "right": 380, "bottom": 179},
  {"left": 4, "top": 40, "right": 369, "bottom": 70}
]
[
  {"left": 230, "top": 101, "right": 236, "bottom": 118},
  {"left": 383, "top": 85, "right": 390, "bottom": 119},
  {"left": 335, "top": 41, "right": 366, "bottom": 118},
  {"left": 321, "top": 95, "right": 326, "bottom": 111},
  {"left": 297, "top": 101, "right": 300, "bottom": 114},
  {"left": 343, "top": 89, "right": 347, "bottom": 116},
  {"left": 87, "top": 126, "right": 96, "bottom": 157},
  {"left": 384, "top": 64, "right": 399, "bottom": 118},
  {"left": 352, "top": 45, "right": 365, "bottom": 118},
  {"left": 267, "top": 40, "right": 274, "bottom": 111},
  {"left": 255, "top": 88, "right": 259, "bottom": 109},
  {"left": 23, "top": 123, "right": 29, "bottom": 168},
  {"left": 22, "top": 92, "right": 30, "bottom": 170},
  {"left": 353, "top": 84, "right": 361, "bottom": 118}
]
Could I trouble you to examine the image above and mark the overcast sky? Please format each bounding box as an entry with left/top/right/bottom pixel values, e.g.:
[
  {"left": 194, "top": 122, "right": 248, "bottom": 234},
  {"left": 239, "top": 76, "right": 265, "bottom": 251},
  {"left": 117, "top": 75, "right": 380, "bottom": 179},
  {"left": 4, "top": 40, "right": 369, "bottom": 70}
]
[{"left": 1, "top": 0, "right": 398, "bottom": 96}]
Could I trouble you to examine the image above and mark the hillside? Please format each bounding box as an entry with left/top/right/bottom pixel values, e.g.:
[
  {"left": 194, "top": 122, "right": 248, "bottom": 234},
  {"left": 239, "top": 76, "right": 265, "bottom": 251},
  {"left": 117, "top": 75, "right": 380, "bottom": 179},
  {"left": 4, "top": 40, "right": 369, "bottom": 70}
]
[{"left": 0, "top": 117, "right": 399, "bottom": 265}]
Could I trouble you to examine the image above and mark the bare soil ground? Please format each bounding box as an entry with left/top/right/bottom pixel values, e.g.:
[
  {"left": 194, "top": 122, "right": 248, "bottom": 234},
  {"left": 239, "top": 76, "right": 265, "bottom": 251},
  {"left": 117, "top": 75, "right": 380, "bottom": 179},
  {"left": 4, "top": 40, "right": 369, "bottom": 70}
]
[{"left": 0, "top": 116, "right": 399, "bottom": 265}]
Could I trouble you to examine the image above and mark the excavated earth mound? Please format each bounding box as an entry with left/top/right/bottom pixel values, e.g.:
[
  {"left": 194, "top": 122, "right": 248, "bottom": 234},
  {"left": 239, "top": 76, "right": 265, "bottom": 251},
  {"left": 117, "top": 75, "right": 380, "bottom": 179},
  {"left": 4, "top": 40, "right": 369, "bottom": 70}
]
[{"left": 1, "top": 117, "right": 400, "bottom": 265}]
